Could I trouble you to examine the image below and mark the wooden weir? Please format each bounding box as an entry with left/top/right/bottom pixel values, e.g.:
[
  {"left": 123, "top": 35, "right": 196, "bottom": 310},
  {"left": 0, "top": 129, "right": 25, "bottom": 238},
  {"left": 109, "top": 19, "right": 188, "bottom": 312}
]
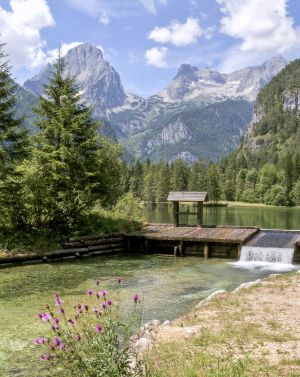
[{"left": 128, "top": 224, "right": 259, "bottom": 259}]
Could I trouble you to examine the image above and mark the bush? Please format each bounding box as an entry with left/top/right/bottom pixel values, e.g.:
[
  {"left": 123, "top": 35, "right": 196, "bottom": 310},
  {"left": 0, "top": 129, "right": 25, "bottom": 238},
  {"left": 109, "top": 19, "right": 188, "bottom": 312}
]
[
  {"left": 113, "top": 192, "right": 144, "bottom": 222},
  {"left": 34, "top": 278, "right": 143, "bottom": 377},
  {"left": 240, "top": 189, "right": 258, "bottom": 203},
  {"left": 264, "top": 184, "right": 286, "bottom": 206}
]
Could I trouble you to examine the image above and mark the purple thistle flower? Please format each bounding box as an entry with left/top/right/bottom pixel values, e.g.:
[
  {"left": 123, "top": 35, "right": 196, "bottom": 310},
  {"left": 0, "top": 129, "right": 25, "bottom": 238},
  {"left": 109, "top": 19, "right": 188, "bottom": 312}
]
[
  {"left": 58, "top": 307, "right": 65, "bottom": 315},
  {"left": 38, "top": 313, "right": 51, "bottom": 322},
  {"left": 95, "top": 324, "right": 104, "bottom": 333},
  {"left": 53, "top": 318, "right": 60, "bottom": 325},
  {"left": 92, "top": 307, "right": 99, "bottom": 314},
  {"left": 68, "top": 319, "right": 77, "bottom": 326},
  {"left": 86, "top": 288, "right": 94, "bottom": 296},
  {"left": 50, "top": 343, "right": 55, "bottom": 350},
  {"left": 83, "top": 304, "right": 89, "bottom": 312},
  {"left": 132, "top": 294, "right": 140, "bottom": 304},
  {"left": 33, "top": 337, "right": 49, "bottom": 345},
  {"left": 99, "top": 290, "right": 108, "bottom": 297},
  {"left": 51, "top": 324, "right": 60, "bottom": 332},
  {"left": 40, "top": 354, "right": 51, "bottom": 362},
  {"left": 107, "top": 299, "right": 113, "bottom": 306},
  {"left": 54, "top": 294, "right": 63, "bottom": 307},
  {"left": 59, "top": 343, "right": 66, "bottom": 350},
  {"left": 53, "top": 337, "right": 61, "bottom": 346},
  {"left": 102, "top": 302, "right": 107, "bottom": 310},
  {"left": 76, "top": 334, "right": 81, "bottom": 341}
]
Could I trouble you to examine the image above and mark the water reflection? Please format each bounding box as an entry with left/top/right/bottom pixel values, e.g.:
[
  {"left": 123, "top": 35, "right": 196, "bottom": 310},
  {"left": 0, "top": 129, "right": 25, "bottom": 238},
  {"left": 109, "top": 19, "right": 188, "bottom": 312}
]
[{"left": 144, "top": 204, "right": 300, "bottom": 230}]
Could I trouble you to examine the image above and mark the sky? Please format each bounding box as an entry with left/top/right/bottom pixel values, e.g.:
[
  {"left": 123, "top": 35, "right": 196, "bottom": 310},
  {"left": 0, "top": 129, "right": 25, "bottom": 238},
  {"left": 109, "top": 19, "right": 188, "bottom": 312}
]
[{"left": 1, "top": 0, "right": 300, "bottom": 97}]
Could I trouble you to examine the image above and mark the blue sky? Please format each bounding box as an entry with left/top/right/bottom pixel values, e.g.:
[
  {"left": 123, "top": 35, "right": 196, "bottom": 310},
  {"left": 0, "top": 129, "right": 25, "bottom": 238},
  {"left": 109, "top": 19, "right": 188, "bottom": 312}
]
[{"left": 1, "top": 0, "right": 300, "bottom": 97}]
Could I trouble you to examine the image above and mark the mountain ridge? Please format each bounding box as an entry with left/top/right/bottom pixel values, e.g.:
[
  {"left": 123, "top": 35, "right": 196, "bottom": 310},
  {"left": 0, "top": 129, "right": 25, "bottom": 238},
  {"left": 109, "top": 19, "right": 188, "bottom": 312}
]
[{"left": 19, "top": 43, "right": 289, "bottom": 162}]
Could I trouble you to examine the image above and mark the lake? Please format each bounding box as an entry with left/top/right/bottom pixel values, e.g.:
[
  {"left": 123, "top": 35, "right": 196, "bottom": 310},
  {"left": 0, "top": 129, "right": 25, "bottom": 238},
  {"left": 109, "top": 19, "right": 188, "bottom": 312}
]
[
  {"left": 144, "top": 204, "right": 300, "bottom": 230},
  {"left": 0, "top": 254, "right": 296, "bottom": 376}
]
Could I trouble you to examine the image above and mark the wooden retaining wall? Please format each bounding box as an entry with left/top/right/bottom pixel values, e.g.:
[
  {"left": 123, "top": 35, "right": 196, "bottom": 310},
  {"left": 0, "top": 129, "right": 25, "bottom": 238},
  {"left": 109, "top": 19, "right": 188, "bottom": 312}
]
[
  {"left": 0, "top": 234, "right": 126, "bottom": 267},
  {"left": 127, "top": 236, "right": 241, "bottom": 259}
]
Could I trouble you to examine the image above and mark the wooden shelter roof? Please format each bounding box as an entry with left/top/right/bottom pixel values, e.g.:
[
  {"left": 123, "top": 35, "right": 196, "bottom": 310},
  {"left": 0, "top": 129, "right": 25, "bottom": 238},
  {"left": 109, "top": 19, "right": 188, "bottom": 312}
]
[{"left": 167, "top": 191, "right": 208, "bottom": 202}]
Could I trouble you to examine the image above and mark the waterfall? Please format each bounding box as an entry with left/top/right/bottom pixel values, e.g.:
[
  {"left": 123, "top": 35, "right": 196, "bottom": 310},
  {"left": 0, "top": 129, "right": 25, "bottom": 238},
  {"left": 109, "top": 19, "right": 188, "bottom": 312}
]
[{"left": 239, "top": 246, "right": 294, "bottom": 264}]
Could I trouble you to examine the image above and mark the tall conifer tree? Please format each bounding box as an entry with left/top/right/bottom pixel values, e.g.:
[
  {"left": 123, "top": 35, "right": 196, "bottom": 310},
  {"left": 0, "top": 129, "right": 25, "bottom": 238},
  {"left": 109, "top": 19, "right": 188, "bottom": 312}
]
[
  {"left": 31, "top": 52, "right": 104, "bottom": 228},
  {"left": 0, "top": 42, "right": 28, "bottom": 227}
]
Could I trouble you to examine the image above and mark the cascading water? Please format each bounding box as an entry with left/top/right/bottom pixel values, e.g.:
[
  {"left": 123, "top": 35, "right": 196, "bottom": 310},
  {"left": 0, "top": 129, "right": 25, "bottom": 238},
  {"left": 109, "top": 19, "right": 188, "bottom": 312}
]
[{"left": 239, "top": 246, "right": 294, "bottom": 264}]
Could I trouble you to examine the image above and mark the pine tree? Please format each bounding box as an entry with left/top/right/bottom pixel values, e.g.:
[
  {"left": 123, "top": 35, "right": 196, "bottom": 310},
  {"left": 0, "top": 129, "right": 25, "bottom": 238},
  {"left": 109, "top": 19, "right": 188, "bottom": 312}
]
[
  {"left": 282, "top": 152, "right": 294, "bottom": 206},
  {"left": 30, "top": 53, "right": 106, "bottom": 229},
  {"left": 155, "top": 161, "right": 170, "bottom": 203},
  {"left": 170, "top": 159, "right": 189, "bottom": 191},
  {"left": 207, "top": 165, "right": 221, "bottom": 204},
  {"left": 0, "top": 42, "right": 28, "bottom": 227}
]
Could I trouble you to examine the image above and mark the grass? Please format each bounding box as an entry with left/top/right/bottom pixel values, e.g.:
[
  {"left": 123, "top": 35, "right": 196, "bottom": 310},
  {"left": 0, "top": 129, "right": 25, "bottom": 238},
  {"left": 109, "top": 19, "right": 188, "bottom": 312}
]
[
  {"left": 0, "top": 194, "right": 144, "bottom": 256},
  {"left": 144, "top": 273, "right": 300, "bottom": 377}
]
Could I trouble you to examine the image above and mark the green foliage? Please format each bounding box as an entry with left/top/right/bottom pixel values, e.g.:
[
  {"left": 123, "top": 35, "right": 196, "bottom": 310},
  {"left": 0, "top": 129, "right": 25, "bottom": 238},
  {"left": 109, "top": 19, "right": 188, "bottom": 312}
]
[
  {"left": 34, "top": 282, "right": 143, "bottom": 377},
  {"left": 112, "top": 192, "right": 144, "bottom": 222},
  {"left": 0, "top": 42, "right": 29, "bottom": 227},
  {"left": 28, "top": 54, "right": 122, "bottom": 230},
  {"left": 292, "top": 181, "right": 300, "bottom": 205}
]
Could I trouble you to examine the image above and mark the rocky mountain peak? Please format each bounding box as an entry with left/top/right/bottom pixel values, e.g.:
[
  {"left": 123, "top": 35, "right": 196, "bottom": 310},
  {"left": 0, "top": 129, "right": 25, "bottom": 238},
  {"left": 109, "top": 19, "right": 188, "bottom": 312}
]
[
  {"left": 176, "top": 64, "right": 198, "bottom": 81},
  {"left": 24, "top": 43, "right": 126, "bottom": 112}
]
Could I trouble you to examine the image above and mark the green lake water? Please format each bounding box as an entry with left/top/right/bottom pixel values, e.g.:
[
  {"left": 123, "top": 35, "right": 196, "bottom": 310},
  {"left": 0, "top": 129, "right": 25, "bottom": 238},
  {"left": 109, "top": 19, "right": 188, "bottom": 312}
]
[
  {"left": 144, "top": 204, "right": 300, "bottom": 230},
  {"left": 2, "top": 204, "right": 300, "bottom": 375},
  {"left": 0, "top": 254, "right": 297, "bottom": 376}
]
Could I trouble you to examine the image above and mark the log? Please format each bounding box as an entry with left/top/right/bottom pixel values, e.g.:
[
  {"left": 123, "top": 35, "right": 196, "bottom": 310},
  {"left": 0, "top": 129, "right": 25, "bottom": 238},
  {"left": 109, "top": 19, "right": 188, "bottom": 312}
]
[
  {"left": 64, "top": 237, "right": 124, "bottom": 248},
  {"left": 45, "top": 248, "right": 88, "bottom": 257},
  {"left": 68, "top": 233, "right": 124, "bottom": 243},
  {"left": 88, "top": 243, "right": 124, "bottom": 252}
]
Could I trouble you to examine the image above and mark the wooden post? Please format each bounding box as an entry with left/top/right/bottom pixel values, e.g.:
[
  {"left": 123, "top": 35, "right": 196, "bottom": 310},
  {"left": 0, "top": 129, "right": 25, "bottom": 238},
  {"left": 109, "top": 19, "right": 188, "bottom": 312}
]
[
  {"left": 197, "top": 201, "right": 203, "bottom": 227},
  {"left": 237, "top": 243, "right": 242, "bottom": 259},
  {"left": 179, "top": 241, "right": 183, "bottom": 256},
  {"left": 204, "top": 243, "right": 209, "bottom": 259},
  {"left": 173, "top": 201, "right": 179, "bottom": 227}
]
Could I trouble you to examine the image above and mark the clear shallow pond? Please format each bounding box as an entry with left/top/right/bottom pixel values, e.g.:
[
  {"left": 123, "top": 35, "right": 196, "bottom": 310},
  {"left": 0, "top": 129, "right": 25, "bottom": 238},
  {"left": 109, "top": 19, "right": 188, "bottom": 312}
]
[
  {"left": 144, "top": 204, "right": 300, "bottom": 230},
  {"left": 0, "top": 255, "right": 297, "bottom": 376}
]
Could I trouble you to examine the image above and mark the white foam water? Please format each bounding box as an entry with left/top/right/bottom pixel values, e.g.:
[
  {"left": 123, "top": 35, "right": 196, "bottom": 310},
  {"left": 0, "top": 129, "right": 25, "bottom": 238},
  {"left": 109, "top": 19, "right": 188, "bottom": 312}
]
[
  {"left": 230, "top": 246, "right": 297, "bottom": 272},
  {"left": 240, "top": 246, "right": 294, "bottom": 264}
]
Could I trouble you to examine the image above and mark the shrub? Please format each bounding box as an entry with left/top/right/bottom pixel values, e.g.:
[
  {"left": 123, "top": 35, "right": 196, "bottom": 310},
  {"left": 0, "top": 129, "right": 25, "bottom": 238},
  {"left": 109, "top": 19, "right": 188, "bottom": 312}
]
[
  {"left": 113, "top": 192, "right": 144, "bottom": 222},
  {"left": 34, "top": 278, "right": 143, "bottom": 377}
]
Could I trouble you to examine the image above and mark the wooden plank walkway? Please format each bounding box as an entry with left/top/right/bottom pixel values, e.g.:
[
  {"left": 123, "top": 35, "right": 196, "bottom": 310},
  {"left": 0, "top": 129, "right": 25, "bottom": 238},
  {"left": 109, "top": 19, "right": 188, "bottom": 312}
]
[{"left": 133, "top": 224, "right": 259, "bottom": 244}]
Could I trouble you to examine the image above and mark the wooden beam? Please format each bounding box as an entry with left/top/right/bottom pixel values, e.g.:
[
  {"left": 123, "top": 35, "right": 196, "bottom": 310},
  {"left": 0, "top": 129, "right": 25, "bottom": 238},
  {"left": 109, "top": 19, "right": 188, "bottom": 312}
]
[
  {"left": 197, "top": 201, "right": 203, "bottom": 227},
  {"left": 173, "top": 201, "right": 179, "bottom": 227},
  {"left": 204, "top": 243, "right": 209, "bottom": 259}
]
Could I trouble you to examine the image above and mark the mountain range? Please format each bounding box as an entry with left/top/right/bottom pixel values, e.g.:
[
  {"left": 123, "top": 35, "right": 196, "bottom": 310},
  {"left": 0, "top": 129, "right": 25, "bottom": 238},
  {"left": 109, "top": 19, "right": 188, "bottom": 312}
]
[{"left": 17, "top": 43, "right": 288, "bottom": 163}]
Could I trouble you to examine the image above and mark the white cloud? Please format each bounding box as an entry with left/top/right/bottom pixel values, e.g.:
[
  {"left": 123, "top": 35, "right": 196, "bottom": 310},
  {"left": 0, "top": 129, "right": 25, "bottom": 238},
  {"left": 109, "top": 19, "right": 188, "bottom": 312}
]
[
  {"left": 0, "top": 0, "right": 54, "bottom": 69},
  {"left": 145, "top": 47, "right": 168, "bottom": 68},
  {"left": 217, "top": 0, "right": 299, "bottom": 54},
  {"left": 99, "top": 12, "right": 110, "bottom": 25},
  {"left": 138, "top": 0, "right": 167, "bottom": 14},
  {"left": 64, "top": 0, "right": 167, "bottom": 20},
  {"left": 148, "top": 17, "right": 203, "bottom": 46}
]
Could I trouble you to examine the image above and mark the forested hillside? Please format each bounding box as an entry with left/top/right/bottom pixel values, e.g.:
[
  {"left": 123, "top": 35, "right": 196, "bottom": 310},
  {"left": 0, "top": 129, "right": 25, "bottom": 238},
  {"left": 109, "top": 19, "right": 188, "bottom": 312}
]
[
  {"left": 126, "top": 60, "right": 300, "bottom": 207},
  {"left": 219, "top": 59, "right": 300, "bottom": 206}
]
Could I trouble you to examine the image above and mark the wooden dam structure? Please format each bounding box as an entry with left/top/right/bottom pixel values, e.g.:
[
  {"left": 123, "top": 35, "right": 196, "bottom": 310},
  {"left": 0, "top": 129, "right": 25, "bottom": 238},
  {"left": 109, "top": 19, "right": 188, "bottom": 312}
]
[
  {"left": 129, "top": 191, "right": 260, "bottom": 259},
  {"left": 1, "top": 191, "right": 300, "bottom": 266}
]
